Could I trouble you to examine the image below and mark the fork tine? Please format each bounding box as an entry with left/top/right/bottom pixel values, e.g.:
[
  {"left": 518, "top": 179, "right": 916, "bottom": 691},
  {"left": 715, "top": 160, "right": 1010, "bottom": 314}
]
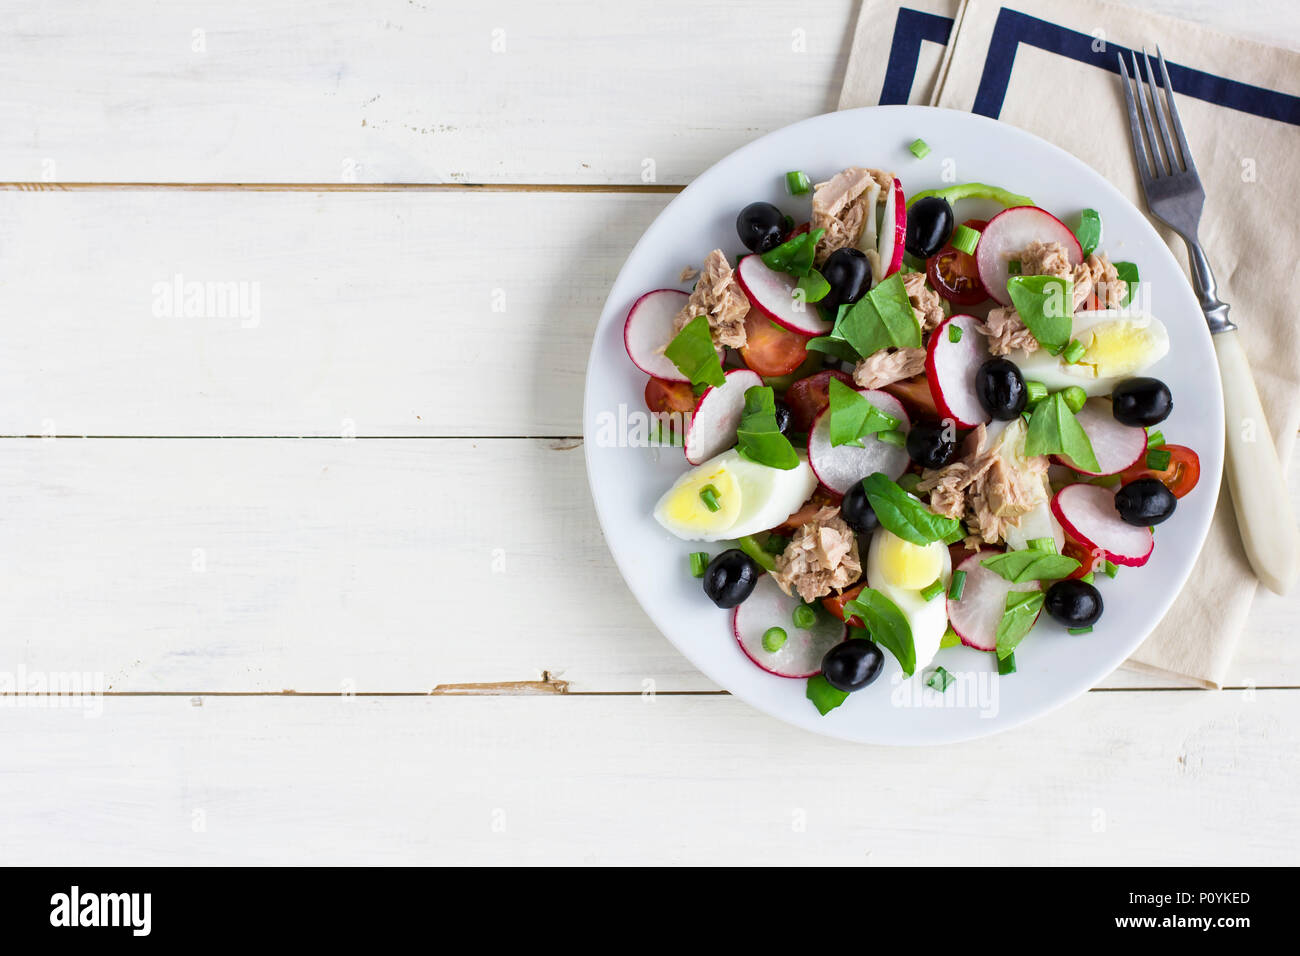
[
  {"left": 1156, "top": 46, "right": 1199, "bottom": 176},
  {"left": 1142, "top": 48, "right": 1181, "bottom": 173},
  {"left": 1131, "top": 51, "right": 1167, "bottom": 176},
  {"left": 1117, "top": 53, "right": 1154, "bottom": 185}
]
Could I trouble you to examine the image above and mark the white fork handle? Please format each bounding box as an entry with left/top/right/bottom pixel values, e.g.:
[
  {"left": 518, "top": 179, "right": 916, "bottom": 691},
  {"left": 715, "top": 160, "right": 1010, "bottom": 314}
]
[{"left": 1215, "top": 330, "right": 1299, "bottom": 594}]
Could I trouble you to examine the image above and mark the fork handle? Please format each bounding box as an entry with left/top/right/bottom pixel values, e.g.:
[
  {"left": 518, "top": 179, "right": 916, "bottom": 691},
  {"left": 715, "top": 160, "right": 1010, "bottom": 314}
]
[{"left": 1215, "top": 329, "right": 1298, "bottom": 594}]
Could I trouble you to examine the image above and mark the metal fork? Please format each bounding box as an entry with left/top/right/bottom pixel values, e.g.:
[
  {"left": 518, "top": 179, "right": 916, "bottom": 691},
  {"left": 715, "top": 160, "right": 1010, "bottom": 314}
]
[{"left": 1119, "top": 48, "right": 1297, "bottom": 594}]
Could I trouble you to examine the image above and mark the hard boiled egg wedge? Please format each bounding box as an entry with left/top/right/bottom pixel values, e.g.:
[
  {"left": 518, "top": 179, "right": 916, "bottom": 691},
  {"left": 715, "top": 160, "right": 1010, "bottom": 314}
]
[
  {"left": 866, "top": 529, "right": 952, "bottom": 674},
  {"left": 653, "top": 448, "right": 818, "bottom": 542},
  {"left": 1013, "top": 309, "right": 1170, "bottom": 396}
]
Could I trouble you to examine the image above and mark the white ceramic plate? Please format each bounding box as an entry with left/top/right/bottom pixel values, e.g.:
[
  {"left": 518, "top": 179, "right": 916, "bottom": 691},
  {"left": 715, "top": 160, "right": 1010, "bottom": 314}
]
[{"left": 583, "top": 106, "right": 1223, "bottom": 744}]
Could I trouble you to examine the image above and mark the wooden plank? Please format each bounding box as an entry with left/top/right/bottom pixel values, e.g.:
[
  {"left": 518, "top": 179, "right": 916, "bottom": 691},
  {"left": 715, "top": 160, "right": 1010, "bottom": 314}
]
[
  {"left": 0, "top": 692, "right": 1295, "bottom": 864},
  {"left": 3, "top": 435, "right": 1298, "bottom": 694}
]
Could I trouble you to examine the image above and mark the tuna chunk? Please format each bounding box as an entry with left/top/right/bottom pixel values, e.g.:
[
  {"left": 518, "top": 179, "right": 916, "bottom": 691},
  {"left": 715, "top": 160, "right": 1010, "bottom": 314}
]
[
  {"left": 1019, "top": 240, "right": 1073, "bottom": 280},
  {"left": 903, "top": 270, "right": 945, "bottom": 332},
  {"left": 811, "top": 167, "right": 892, "bottom": 266},
  {"left": 975, "top": 306, "right": 1040, "bottom": 355},
  {"left": 1082, "top": 252, "right": 1126, "bottom": 309},
  {"left": 773, "top": 506, "right": 862, "bottom": 603},
  {"left": 673, "top": 248, "right": 750, "bottom": 350},
  {"left": 853, "top": 347, "right": 927, "bottom": 389}
]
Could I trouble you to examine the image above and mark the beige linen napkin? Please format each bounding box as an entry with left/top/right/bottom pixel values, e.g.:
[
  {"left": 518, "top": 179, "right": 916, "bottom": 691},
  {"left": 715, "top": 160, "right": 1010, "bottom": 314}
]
[{"left": 841, "top": 0, "right": 1300, "bottom": 685}]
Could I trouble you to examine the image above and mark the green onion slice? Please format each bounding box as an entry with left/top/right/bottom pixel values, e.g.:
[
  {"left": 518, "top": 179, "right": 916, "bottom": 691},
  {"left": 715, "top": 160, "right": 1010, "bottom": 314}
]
[{"left": 950, "top": 224, "right": 980, "bottom": 255}]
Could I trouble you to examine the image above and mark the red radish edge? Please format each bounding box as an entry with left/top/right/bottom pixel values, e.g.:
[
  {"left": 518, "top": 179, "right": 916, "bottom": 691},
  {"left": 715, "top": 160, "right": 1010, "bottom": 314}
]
[
  {"left": 1054, "top": 398, "right": 1146, "bottom": 476},
  {"left": 1051, "top": 483, "right": 1154, "bottom": 567},
  {"left": 877, "top": 177, "right": 906, "bottom": 280},
  {"left": 683, "top": 369, "right": 763, "bottom": 465},
  {"left": 734, "top": 255, "right": 832, "bottom": 336},
  {"left": 946, "top": 549, "right": 1042, "bottom": 652},
  {"left": 975, "top": 207, "right": 1083, "bottom": 306},
  {"left": 733, "top": 575, "right": 848, "bottom": 678},
  {"left": 623, "top": 289, "right": 691, "bottom": 382},
  {"left": 806, "top": 389, "right": 910, "bottom": 495},
  {"left": 925, "top": 314, "right": 992, "bottom": 429}
]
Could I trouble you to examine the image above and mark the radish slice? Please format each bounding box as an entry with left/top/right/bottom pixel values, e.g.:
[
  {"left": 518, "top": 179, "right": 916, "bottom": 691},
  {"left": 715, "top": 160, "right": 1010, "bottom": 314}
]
[
  {"left": 806, "top": 389, "right": 910, "bottom": 494},
  {"left": 735, "top": 255, "right": 832, "bottom": 336},
  {"left": 947, "top": 550, "right": 1042, "bottom": 652},
  {"left": 1056, "top": 398, "right": 1147, "bottom": 475},
  {"left": 976, "top": 207, "right": 1082, "bottom": 306},
  {"left": 684, "top": 369, "right": 763, "bottom": 465},
  {"left": 734, "top": 575, "right": 848, "bottom": 678},
  {"left": 1051, "top": 483, "right": 1154, "bottom": 567},
  {"left": 926, "top": 314, "right": 992, "bottom": 429},
  {"left": 623, "top": 289, "right": 691, "bottom": 382},
  {"left": 876, "top": 176, "right": 906, "bottom": 283}
]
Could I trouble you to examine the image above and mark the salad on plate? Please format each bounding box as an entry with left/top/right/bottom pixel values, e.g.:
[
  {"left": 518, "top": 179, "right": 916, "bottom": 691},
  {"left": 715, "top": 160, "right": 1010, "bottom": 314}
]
[{"left": 623, "top": 155, "right": 1201, "bottom": 717}]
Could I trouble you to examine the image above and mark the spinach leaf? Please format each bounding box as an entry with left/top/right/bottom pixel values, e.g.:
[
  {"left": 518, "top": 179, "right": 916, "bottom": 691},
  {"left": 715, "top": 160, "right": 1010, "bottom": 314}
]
[
  {"left": 735, "top": 386, "right": 799, "bottom": 470},
  {"left": 827, "top": 378, "right": 901, "bottom": 447},
  {"left": 980, "top": 550, "right": 1081, "bottom": 583},
  {"left": 861, "top": 472, "right": 962, "bottom": 546},
  {"left": 796, "top": 269, "right": 830, "bottom": 304},
  {"left": 806, "top": 674, "right": 849, "bottom": 715},
  {"left": 1074, "top": 209, "right": 1102, "bottom": 257},
  {"left": 995, "top": 589, "right": 1046, "bottom": 660},
  {"left": 761, "top": 228, "right": 825, "bottom": 278},
  {"left": 842, "top": 597, "right": 916, "bottom": 676},
  {"left": 805, "top": 333, "right": 861, "bottom": 363},
  {"left": 836, "top": 272, "right": 921, "bottom": 358},
  {"left": 1112, "top": 261, "right": 1139, "bottom": 306},
  {"left": 1006, "top": 274, "right": 1073, "bottom": 353},
  {"left": 1024, "top": 393, "right": 1100, "bottom": 473},
  {"left": 663, "top": 315, "right": 726, "bottom": 388}
]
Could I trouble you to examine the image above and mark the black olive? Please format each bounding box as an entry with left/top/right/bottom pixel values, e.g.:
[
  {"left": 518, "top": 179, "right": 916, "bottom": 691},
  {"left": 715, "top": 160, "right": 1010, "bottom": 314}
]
[
  {"left": 905, "top": 196, "right": 955, "bottom": 259},
  {"left": 1115, "top": 477, "right": 1177, "bottom": 526},
  {"left": 821, "top": 639, "right": 884, "bottom": 692},
  {"left": 702, "top": 549, "right": 761, "bottom": 609},
  {"left": 975, "top": 358, "right": 1028, "bottom": 420},
  {"left": 906, "top": 423, "right": 956, "bottom": 469},
  {"left": 839, "top": 481, "right": 880, "bottom": 535},
  {"left": 819, "top": 248, "right": 872, "bottom": 310},
  {"left": 774, "top": 400, "right": 793, "bottom": 435},
  {"left": 1044, "top": 579, "right": 1104, "bottom": 629},
  {"left": 1112, "top": 377, "right": 1173, "bottom": 427},
  {"left": 736, "top": 202, "right": 787, "bottom": 254}
]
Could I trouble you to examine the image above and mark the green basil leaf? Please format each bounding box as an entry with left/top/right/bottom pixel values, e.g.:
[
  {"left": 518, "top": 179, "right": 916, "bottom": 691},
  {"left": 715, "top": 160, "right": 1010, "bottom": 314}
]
[
  {"left": 735, "top": 385, "right": 799, "bottom": 470},
  {"left": 1074, "top": 208, "right": 1102, "bottom": 258},
  {"left": 842, "top": 598, "right": 916, "bottom": 676},
  {"left": 995, "top": 589, "right": 1045, "bottom": 660},
  {"left": 1025, "top": 393, "right": 1100, "bottom": 472},
  {"left": 861, "top": 472, "right": 962, "bottom": 546},
  {"left": 796, "top": 269, "right": 831, "bottom": 304},
  {"left": 761, "top": 228, "right": 826, "bottom": 278},
  {"left": 1113, "top": 261, "right": 1139, "bottom": 306},
  {"left": 827, "top": 378, "right": 901, "bottom": 448},
  {"left": 663, "top": 315, "right": 726, "bottom": 388},
  {"left": 806, "top": 674, "right": 849, "bottom": 715},
  {"left": 980, "top": 550, "right": 1081, "bottom": 583},
  {"left": 1006, "top": 274, "right": 1073, "bottom": 353},
  {"left": 836, "top": 272, "right": 921, "bottom": 358}
]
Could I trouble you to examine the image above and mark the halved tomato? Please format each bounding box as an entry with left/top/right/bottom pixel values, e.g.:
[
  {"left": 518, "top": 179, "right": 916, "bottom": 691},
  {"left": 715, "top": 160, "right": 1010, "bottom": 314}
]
[
  {"left": 740, "top": 310, "right": 809, "bottom": 377},
  {"left": 1061, "top": 537, "right": 1105, "bottom": 579},
  {"left": 823, "top": 581, "right": 867, "bottom": 628},
  {"left": 883, "top": 373, "right": 940, "bottom": 422},
  {"left": 644, "top": 377, "right": 695, "bottom": 415},
  {"left": 783, "top": 368, "right": 854, "bottom": 433},
  {"left": 1119, "top": 444, "right": 1200, "bottom": 499},
  {"left": 773, "top": 490, "right": 838, "bottom": 534},
  {"left": 926, "top": 218, "right": 989, "bottom": 306}
]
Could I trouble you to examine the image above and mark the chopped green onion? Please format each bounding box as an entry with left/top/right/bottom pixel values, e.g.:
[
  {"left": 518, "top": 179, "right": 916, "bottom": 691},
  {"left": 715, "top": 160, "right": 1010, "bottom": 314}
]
[
  {"left": 792, "top": 604, "right": 817, "bottom": 630},
  {"left": 920, "top": 578, "right": 944, "bottom": 602},
  {"left": 736, "top": 535, "right": 776, "bottom": 572},
  {"left": 948, "top": 323, "right": 963, "bottom": 343},
  {"left": 1068, "top": 626, "right": 1094, "bottom": 635},
  {"left": 877, "top": 429, "right": 907, "bottom": 448},
  {"left": 948, "top": 570, "right": 967, "bottom": 600},
  {"left": 950, "top": 224, "right": 980, "bottom": 256},
  {"left": 1062, "top": 339, "right": 1087, "bottom": 365},
  {"left": 762, "top": 626, "right": 788, "bottom": 652},
  {"left": 926, "top": 666, "right": 955, "bottom": 692},
  {"left": 763, "top": 533, "right": 790, "bottom": 555},
  {"left": 1104, "top": 560, "right": 1119, "bottom": 579},
  {"left": 1028, "top": 537, "right": 1057, "bottom": 553},
  {"left": 699, "top": 484, "right": 721, "bottom": 512},
  {"left": 1080, "top": 571, "right": 1095, "bottom": 584},
  {"left": 1147, "top": 430, "right": 1165, "bottom": 449},
  {"left": 786, "top": 170, "right": 811, "bottom": 195},
  {"left": 1007, "top": 259, "right": 1022, "bottom": 276},
  {"left": 689, "top": 552, "right": 709, "bottom": 578},
  {"left": 997, "top": 652, "right": 1017, "bottom": 675},
  {"left": 908, "top": 138, "right": 931, "bottom": 159},
  {"left": 897, "top": 472, "right": 922, "bottom": 494},
  {"left": 1060, "top": 385, "right": 1087, "bottom": 414},
  {"left": 1026, "top": 380, "right": 1048, "bottom": 405},
  {"left": 1146, "top": 448, "right": 1172, "bottom": 471}
]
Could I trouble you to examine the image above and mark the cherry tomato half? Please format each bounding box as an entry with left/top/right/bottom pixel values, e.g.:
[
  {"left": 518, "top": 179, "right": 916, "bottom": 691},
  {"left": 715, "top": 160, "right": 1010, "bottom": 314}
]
[
  {"left": 644, "top": 377, "right": 695, "bottom": 415},
  {"left": 822, "top": 581, "right": 867, "bottom": 628},
  {"left": 740, "top": 310, "right": 809, "bottom": 377},
  {"left": 1119, "top": 444, "right": 1200, "bottom": 499},
  {"left": 882, "top": 373, "right": 940, "bottom": 422},
  {"left": 783, "top": 369, "right": 854, "bottom": 434},
  {"left": 926, "top": 218, "right": 989, "bottom": 306}
]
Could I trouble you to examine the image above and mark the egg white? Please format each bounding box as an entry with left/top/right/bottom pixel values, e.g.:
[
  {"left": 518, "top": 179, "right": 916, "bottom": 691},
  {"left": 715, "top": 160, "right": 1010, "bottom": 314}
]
[
  {"left": 866, "top": 530, "right": 953, "bottom": 674},
  {"left": 1012, "top": 310, "right": 1170, "bottom": 396},
  {"left": 652, "top": 449, "right": 818, "bottom": 542}
]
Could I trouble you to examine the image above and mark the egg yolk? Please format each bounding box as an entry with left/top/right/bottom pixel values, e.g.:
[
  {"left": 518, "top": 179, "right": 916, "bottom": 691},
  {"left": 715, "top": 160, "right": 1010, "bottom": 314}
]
[
  {"left": 1077, "top": 321, "right": 1156, "bottom": 378},
  {"left": 661, "top": 466, "right": 741, "bottom": 531},
  {"left": 876, "top": 531, "right": 944, "bottom": 590}
]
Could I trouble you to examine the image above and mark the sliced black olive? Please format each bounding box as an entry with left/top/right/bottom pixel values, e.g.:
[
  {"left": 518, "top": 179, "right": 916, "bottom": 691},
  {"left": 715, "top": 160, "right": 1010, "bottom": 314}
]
[
  {"left": 839, "top": 480, "right": 880, "bottom": 535},
  {"left": 736, "top": 202, "right": 787, "bottom": 254},
  {"left": 701, "top": 549, "right": 762, "bottom": 608},
  {"left": 821, "top": 639, "right": 884, "bottom": 692},
  {"left": 1115, "top": 477, "right": 1177, "bottom": 526},
  {"left": 905, "top": 196, "right": 955, "bottom": 259},
  {"left": 774, "top": 399, "right": 793, "bottom": 435},
  {"left": 819, "top": 248, "right": 872, "bottom": 310},
  {"left": 906, "top": 423, "right": 957, "bottom": 469},
  {"left": 1044, "top": 579, "right": 1104, "bottom": 629},
  {"left": 1112, "top": 377, "right": 1173, "bottom": 427},
  {"left": 975, "top": 358, "right": 1028, "bottom": 420}
]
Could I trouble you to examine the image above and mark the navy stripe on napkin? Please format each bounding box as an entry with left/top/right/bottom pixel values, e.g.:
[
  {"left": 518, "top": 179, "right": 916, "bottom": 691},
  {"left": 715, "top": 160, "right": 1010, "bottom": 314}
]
[{"left": 880, "top": 9, "right": 955, "bottom": 105}]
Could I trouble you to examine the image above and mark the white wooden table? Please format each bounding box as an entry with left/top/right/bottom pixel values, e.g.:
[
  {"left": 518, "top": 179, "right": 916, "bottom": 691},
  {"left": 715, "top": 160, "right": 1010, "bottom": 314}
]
[{"left": 2, "top": 0, "right": 1298, "bottom": 865}]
